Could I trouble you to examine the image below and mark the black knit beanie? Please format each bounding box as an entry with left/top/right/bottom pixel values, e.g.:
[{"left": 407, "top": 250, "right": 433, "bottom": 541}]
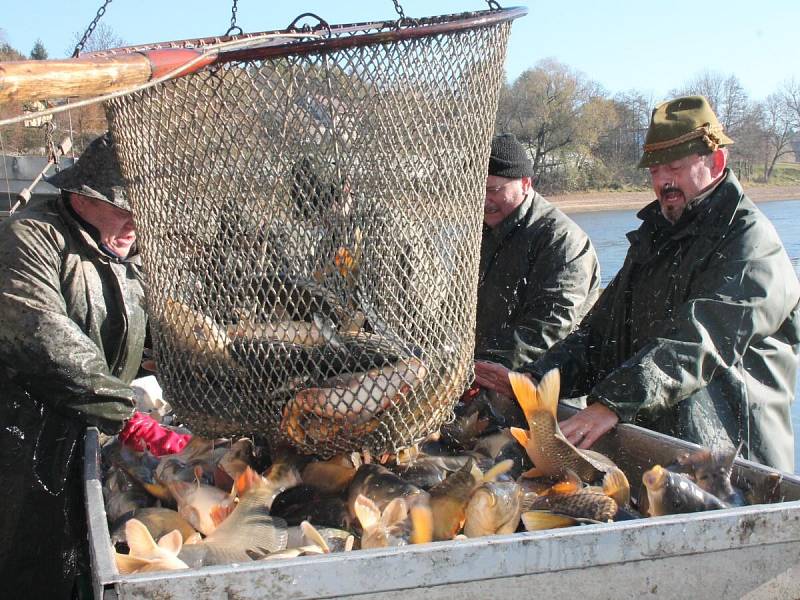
[{"left": 488, "top": 133, "right": 534, "bottom": 179}]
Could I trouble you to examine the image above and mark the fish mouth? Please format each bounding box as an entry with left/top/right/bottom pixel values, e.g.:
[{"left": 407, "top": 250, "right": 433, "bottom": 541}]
[{"left": 642, "top": 465, "right": 666, "bottom": 490}]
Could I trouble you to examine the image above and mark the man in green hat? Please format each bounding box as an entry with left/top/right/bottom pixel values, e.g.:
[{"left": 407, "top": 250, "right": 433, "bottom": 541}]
[
  {"left": 475, "top": 97, "right": 800, "bottom": 472},
  {"left": 474, "top": 133, "right": 600, "bottom": 370},
  {"left": 0, "top": 132, "right": 188, "bottom": 598}
]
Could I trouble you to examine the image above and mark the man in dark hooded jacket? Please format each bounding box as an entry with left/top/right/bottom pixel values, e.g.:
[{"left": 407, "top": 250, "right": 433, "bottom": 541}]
[
  {"left": 475, "top": 97, "right": 800, "bottom": 472},
  {"left": 0, "top": 133, "right": 186, "bottom": 598},
  {"left": 475, "top": 133, "right": 600, "bottom": 369}
]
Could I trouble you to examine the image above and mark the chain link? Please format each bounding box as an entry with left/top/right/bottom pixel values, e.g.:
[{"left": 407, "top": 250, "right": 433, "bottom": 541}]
[
  {"left": 486, "top": 0, "right": 503, "bottom": 9},
  {"left": 391, "top": 0, "right": 407, "bottom": 21},
  {"left": 225, "top": 0, "right": 243, "bottom": 36},
  {"left": 72, "top": 0, "right": 114, "bottom": 57}
]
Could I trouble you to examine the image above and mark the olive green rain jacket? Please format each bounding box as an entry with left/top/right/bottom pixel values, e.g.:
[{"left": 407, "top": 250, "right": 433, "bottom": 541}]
[
  {"left": 528, "top": 171, "right": 800, "bottom": 472},
  {"left": 0, "top": 196, "right": 146, "bottom": 598},
  {"left": 476, "top": 190, "right": 600, "bottom": 369}
]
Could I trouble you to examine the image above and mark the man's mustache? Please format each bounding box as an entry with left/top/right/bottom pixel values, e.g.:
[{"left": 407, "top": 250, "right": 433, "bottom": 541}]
[{"left": 660, "top": 185, "right": 683, "bottom": 197}]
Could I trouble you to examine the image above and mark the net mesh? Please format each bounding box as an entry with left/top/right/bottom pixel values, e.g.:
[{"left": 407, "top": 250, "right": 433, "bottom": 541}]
[{"left": 106, "top": 11, "right": 514, "bottom": 456}]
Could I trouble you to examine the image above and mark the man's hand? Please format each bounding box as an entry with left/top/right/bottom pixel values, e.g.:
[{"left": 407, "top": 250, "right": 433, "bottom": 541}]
[
  {"left": 558, "top": 403, "right": 619, "bottom": 449},
  {"left": 474, "top": 360, "right": 533, "bottom": 397}
]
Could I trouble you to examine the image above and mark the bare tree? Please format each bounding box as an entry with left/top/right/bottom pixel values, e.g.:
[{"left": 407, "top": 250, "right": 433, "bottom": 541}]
[
  {"left": 671, "top": 71, "right": 751, "bottom": 132},
  {"left": 67, "top": 22, "right": 126, "bottom": 55},
  {"left": 755, "top": 93, "right": 795, "bottom": 182},
  {"left": 782, "top": 78, "right": 800, "bottom": 129}
]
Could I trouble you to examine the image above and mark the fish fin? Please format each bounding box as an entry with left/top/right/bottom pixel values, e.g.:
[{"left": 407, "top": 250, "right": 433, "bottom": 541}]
[
  {"left": 549, "top": 478, "right": 580, "bottom": 495},
  {"left": 509, "top": 427, "right": 530, "bottom": 449},
  {"left": 210, "top": 502, "right": 234, "bottom": 527},
  {"left": 300, "top": 520, "right": 330, "bottom": 553},
  {"left": 156, "top": 529, "right": 183, "bottom": 555},
  {"left": 235, "top": 466, "right": 260, "bottom": 496},
  {"left": 381, "top": 497, "right": 409, "bottom": 527},
  {"left": 521, "top": 510, "right": 579, "bottom": 531},
  {"left": 184, "top": 532, "right": 202, "bottom": 545},
  {"left": 125, "top": 518, "right": 160, "bottom": 559},
  {"left": 536, "top": 369, "right": 560, "bottom": 418},
  {"left": 602, "top": 467, "right": 631, "bottom": 506},
  {"left": 521, "top": 466, "right": 544, "bottom": 479},
  {"left": 354, "top": 494, "right": 381, "bottom": 530},
  {"left": 345, "top": 535, "right": 355, "bottom": 552},
  {"left": 410, "top": 504, "right": 433, "bottom": 545},
  {"left": 483, "top": 459, "right": 514, "bottom": 482},
  {"left": 114, "top": 552, "right": 152, "bottom": 575},
  {"left": 508, "top": 372, "right": 539, "bottom": 421}
]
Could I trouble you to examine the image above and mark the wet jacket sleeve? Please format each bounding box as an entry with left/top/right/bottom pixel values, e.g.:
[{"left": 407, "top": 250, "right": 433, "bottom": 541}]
[
  {"left": 523, "top": 276, "right": 615, "bottom": 395},
  {"left": 0, "top": 219, "right": 135, "bottom": 432},
  {"left": 587, "top": 217, "right": 798, "bottom": 423},
  {"left": 490, "top": 233, "right": 600, "bottom": 368}
]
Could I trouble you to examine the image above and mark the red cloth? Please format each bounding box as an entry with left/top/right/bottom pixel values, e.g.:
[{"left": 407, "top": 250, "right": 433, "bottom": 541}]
[{"left": 119, "top": 411, "right": 190, "bottom": 456}]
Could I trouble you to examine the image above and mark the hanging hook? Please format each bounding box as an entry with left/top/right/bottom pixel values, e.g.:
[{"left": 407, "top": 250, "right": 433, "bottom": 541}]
[
  {"left": 286, "top": 13, "right": 332, "bottom": 38},
  {"left": 72, "top": 0, "right": 114, "bottom": 57},
  {"left": 486, "top": 0, "right": 503, "bottom": 9},
  {"left": 225, "top": 0, "right": 243, "bottom": 37}
]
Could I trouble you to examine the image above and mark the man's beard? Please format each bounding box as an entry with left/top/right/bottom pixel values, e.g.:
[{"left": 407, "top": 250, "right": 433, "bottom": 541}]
[{"left": 659, "top": 185, "right": 686, "bottom": 224}]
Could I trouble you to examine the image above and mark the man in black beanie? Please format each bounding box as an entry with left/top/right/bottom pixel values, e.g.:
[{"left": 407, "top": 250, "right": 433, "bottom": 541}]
[{"left": 474, "top": 133, "right": 600, "bottom": 370}]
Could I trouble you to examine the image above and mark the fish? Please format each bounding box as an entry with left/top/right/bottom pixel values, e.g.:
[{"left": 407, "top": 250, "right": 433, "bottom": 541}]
[
  {"left": 429, "top": 459, "right": 512, "bottom": 540},
  {"left": 105, "top": 439, "right": 173, "bottom": 503},
  {"left": 302, "top": 457, "right": 357, "bottom": 495},
  {"left": 166, "top": 480, "right": 235, "bottom": 537},
  {"left": 114, "top": 519, "right": 189, "bottom": 574},
  {"left": 103, "top": 467, "right": 156, "bottom": 523},
  {"left": 347, "top": 463, "right": 428, "bottom": 520},
  {"left": 521, "top": 511, "right": 589, "bottom": 531},
  {"left": 281, "top": 357, "right": 427, "bottom": 446},
  {"left": 526, "top": 477, "right": 618, "bottom": 522},
  {"left": 354, "top": 495, "right": 433, "bottom": 549},
  {"left": 463, "top": 480, "right": 523, "bottom": 537},
  {"left": 391, "top": 454, "right": 475, "bottom": 490},
  {"left": 154, "top": 436, "right": 217, "bottom": 489},
  {"left": 261, "top": 460, "right": 304, "bottom": 509},
  {"left": 271, "top": 485, "right": 353, "bottom": 530},
  {"left": 642, "top": 465, "right": 727, "bottom": 517},
  {"left": 508, "top": 370, "right": 628, "bottom": 489},
  {"left": 226, "top": 318, "right": 336, "bottom": 347},
  {"left": 162, "top": 298, "right": 235, "bottom": 367},
  {"left": 676, "top": 445, "right": 746, "bottom": 507},
  {"left": 249, "top": 521, "right": 336, "bottom": 560},
  {"left": 111, "top": 508, "right": 198, "bottom": 548},
  {"left": 177, "top": 472, "right": 289, "bottom": 568},
  {"left": 354, "top": 495, "right": 412, "bottom": 549}
]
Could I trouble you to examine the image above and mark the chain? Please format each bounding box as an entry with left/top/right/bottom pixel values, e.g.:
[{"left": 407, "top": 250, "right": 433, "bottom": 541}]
[
  {"left": 43, "top": 121, "right": 57, "bottom": 164},
  {"left": 225, "top": 0, "right": 243, "bottom": 36},
  {"left": 391, "top": 0, "right": 407, "bottom": 21},
  {"left": 72, "top": 0, "right": 114, "bottom": 57}
]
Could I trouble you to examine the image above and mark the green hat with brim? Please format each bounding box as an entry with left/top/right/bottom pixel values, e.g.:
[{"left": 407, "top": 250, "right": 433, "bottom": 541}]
[
  {"left": 638, "top": 95, "right": 734, "bottom": 168},
  {"left": 46, "top": 132, "right": 130, "bottom": 211}
]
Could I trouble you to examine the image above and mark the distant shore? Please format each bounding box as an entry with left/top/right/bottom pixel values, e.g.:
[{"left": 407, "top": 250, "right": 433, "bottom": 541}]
[{"left": 548, "top": 184, "right": 800, "bottom": 214}]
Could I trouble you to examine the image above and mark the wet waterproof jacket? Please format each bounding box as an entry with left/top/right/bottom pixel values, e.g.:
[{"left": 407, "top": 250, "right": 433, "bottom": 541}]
[
  {"left": 528, "top": 171, "right": 800, "bottom": 471},
  {"left": 0, "top": 196, "right": 146, "bottom": 598},
  {"left": 476, "top": 190, "right": 600, "bottom": 369}
]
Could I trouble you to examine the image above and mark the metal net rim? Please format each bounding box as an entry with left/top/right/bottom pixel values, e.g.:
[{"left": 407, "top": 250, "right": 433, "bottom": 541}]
[{"left": 81, "top": 6, "right": 527, "bottom": 64}]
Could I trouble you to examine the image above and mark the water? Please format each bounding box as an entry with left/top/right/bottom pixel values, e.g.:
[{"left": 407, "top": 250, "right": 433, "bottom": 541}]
[{"left": 571, "top": 199, "right": 800, "bottom": 472}]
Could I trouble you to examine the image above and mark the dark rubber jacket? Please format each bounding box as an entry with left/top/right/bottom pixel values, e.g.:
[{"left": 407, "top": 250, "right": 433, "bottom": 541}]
[
  {"left": 0, "top": 197, "right": 146, "bottom": 598},
  {"left": 528, "top": 171, "right": 799, "bottom": 471},
  {"left": 476, "top": 190, "right": 600, "bottom": 369}
]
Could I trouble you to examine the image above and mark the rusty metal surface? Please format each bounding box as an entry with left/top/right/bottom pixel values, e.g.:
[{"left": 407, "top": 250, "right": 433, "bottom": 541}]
[{"left": 85, "top": 423, "right": 800, "bottom": 600}]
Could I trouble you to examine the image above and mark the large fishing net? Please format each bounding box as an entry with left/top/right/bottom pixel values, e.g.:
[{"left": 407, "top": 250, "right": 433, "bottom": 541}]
[{"left": 106, "top": 8, "right": 523, "bottom": 456}]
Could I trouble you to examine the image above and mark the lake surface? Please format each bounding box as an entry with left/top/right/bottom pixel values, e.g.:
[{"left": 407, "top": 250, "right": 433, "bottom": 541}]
[{"left": 571, "top": 198, "right": 800, "bottom": 473}]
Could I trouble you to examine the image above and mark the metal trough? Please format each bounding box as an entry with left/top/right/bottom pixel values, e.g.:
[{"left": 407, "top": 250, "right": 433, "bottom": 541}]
[{"left": 85, "top": 416, "right": 800, "bottom": 600}]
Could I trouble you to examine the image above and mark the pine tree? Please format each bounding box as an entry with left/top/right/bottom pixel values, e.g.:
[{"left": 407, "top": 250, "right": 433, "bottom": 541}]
[{"left": 29, "top": 39, "right": 48, "bottom": 60}]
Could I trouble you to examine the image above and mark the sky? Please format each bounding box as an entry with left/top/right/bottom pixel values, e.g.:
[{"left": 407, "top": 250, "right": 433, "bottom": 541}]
[{"left": 2, "top": 0, "right": 799, "bottom": 102}]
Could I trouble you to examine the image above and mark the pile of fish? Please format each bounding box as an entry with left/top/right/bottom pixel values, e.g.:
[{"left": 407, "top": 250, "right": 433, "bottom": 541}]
[{"left": 105, "top": 368, "right": 754, "bottom": 574}]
